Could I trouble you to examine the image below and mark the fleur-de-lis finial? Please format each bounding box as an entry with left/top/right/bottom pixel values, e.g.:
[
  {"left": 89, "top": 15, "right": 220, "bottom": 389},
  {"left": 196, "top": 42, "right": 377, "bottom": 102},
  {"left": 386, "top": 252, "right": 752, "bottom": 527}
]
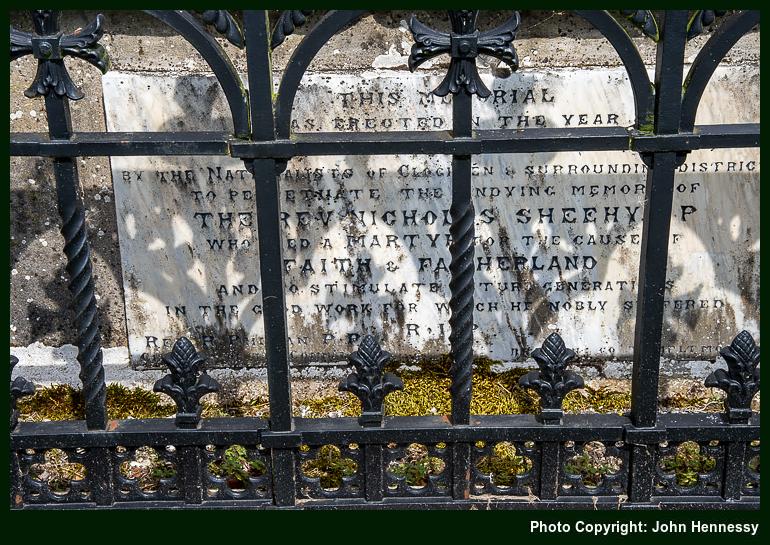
[
  {"left": 519, "top": 333, "right": 584, "bottom": 424},
  {"left": 339, "top": 335, "right": 404, "bottom": 427},
  {"left": 705, "top": 330, "right": 760, "bottom": 423},
  {"left": 10, "top": 355, "right": 36, "bottom": 431},
  {"left": 153, "top": 337, "right": 220, "bottom": 429},
  {"left": 10, "top": 10, "right": 110, "bottom": 100},
  {"left": 408, "top": 10, "right": 520, "bottom": 97}
]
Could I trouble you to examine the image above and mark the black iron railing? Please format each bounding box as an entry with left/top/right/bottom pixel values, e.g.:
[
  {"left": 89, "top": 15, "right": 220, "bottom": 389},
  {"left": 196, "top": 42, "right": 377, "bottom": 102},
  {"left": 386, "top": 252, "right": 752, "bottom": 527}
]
[{"left": 9, "top": 10, "right": 760, "bottom": 509}]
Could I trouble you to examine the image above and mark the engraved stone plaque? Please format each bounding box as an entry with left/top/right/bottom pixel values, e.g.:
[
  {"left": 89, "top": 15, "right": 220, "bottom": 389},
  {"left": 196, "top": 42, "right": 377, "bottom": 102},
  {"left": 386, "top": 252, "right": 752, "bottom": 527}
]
[{"left": 103, "top": 66, "right": 759, "bottom": 368}]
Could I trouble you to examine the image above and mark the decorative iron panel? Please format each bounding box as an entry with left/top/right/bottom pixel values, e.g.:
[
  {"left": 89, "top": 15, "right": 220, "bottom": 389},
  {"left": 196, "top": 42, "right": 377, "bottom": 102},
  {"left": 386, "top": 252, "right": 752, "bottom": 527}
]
[{"left": 8, "top": 9, "right": 760, "bottom": 510}]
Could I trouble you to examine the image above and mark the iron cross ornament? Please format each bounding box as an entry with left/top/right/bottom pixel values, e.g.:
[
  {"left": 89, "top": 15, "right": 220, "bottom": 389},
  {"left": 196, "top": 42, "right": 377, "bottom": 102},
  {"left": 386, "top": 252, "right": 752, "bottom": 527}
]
[
  {"left": 10, "top": 10, "right": 109, "bottom": 100},
  {"left": 408, "top": 10, "right": 520, "bottom": 97}
]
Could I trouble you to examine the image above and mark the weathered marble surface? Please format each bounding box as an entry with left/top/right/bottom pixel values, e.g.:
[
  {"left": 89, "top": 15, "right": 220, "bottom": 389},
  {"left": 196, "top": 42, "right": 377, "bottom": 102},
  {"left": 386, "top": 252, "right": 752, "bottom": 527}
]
[{"left": 102, "top": 66, "right": 759, "bottom": 368}]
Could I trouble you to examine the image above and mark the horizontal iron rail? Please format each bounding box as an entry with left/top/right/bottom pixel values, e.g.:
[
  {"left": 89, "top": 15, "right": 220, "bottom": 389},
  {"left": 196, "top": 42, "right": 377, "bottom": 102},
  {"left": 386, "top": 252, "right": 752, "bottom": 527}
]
[
  {"left": 10, "top": 413, "right": 759, "bottom": 450},
  {"left": 9, "top": 124, "right": 759, "bottom": 158},
  {"left": 10, "top": 131, "right": 232, "bottom": 157},
  {"left": 13, "top": 497, "right": 760, "bottom": 511}
]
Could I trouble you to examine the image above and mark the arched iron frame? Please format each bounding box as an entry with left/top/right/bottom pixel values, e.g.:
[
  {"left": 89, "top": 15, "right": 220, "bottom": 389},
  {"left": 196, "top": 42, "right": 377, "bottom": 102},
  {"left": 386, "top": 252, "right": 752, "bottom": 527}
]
[{"left": 9, "top": 9, "right": 760, "bottom": 509}]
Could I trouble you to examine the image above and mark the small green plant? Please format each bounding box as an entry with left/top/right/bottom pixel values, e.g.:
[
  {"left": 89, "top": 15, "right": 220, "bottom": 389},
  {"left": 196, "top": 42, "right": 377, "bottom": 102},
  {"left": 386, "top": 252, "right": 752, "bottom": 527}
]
[
  {"left": 150, "top": 464, "right": 177, "bottom": 480},
  {"left": 660, "top": 441, "right": 716, "bottom": 487},
  {"left": 208, "top": 445, "right": 267, "bottom": 488},
  {"left": 476, "top": 442, "right": 533, "bottom": 486},
  {"left": 388, "top": 443, "right": 445, "bottom": 487},
  {"left": 119, "top": 446, "right": 177, "bottom": 493},
  {"left": 564, "top": 442, "right": 621, "bottom": 487},
  {"left": 301, "top": 444, "right": 357, "bottom": 489}
]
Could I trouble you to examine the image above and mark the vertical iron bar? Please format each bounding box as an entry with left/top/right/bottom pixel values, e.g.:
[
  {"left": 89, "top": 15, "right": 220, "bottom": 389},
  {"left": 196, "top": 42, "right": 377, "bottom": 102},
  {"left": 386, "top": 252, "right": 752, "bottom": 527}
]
[
  {"left": 244, "top": 10, "right": 296, "bottom": 507},
  {"left": 451, "top": 442, "right": 471, "bottom": 500},
  {"left": 630, "top": 11, "right": 688, "bottom": 428},
  {"left": 87, "top": 447, "right": 114, "bottom": 505},
  {"left": 628, "top": 11, "right": 689, "bottom": 505},
  {"left": 244, "top": 10, "right": 292, "bottom": 432},
  {"left": 448, "top": 90, "right": 474, "bottom": 425},
  {"left": 44, "top": 94, "right": 107, "bottom": 431},
  {"left": 627, "top": 444, "right": 656, "bottom": 502},
  {"left": 10, "top": 451, "right": 22, "bottom": 508},
  {"left": 448, "top": 90, "right": 474, "bottom": 500},
  {"left": 244, "top": 10, "right": 273, "bottom": 140},
  {"left": 722, "top": 442, "right": 747, "bottom": 500},
  {"left": 539, "top": 442, "right": 559, "bottom": 500},
  {"left": 178, "top": 446, "right": 203, "bottom": 504},
  {"left": 249, "top": 157, "right": 292, "bottom": 430},
  {"left": 364, "top": 444, "right": 384, "bottom": 501},
  {"left": 271, "top": 449, "right": 297, "bottom": 507}
]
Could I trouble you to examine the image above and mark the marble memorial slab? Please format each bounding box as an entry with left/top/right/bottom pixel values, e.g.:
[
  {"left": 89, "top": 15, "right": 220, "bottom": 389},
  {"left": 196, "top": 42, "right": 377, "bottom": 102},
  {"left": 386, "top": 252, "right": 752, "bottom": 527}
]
[{"left": 102, "top": 66, "right": 760, "bottom": 368}]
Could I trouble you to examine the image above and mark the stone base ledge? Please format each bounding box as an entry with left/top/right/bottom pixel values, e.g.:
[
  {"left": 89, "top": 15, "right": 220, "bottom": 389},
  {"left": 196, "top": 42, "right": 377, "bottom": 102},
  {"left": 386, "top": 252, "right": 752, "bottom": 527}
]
[{"left": 10, "top": 342, "right": 723, "bottom": 389}]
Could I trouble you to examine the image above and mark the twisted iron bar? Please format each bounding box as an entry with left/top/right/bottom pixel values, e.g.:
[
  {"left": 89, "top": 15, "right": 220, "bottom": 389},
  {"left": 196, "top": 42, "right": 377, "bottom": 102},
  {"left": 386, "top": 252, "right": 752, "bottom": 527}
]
[
  {"left": 11, "top": 9, "right": 109, "bottom": 429},
  {"left": 59, "top": 188, "right": 107, "bottom": 429},
  {"left": 448, "top": 193, "right": 475, "bottom": 424}
]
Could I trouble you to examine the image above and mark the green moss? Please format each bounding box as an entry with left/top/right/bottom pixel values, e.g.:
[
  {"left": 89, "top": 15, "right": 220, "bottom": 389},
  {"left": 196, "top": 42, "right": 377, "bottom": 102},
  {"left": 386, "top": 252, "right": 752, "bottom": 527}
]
[
  {"left": 476, "top": 442, "right": 533, "bottom": 486},
  {"left": 636, "top": 123, "right": 654, "bottom": 134},
  {"left": 563, "top": 386, "right": 631, "bottom": 414},
  {"left": 471, "top": 355, "right": 497, "bottom": 374},
  {"left": 660, "top": 391, "right": 724, "bottom": 412},
  {"left": 386, "top": 375, "right": 452, "bottom": 416},
  {"left": 18, "top": 384, "right": 85, "bottom": 421},
  {"left": 659, "top": 441, "right": 716, "bottom": 487},
  {"left": 300, "top": 444, "right": 357, "bottom": 489},
  {"left": 383, "top": 359, "right": 538, "bottom": 417},
  {"left": 202, "top": 397, "right": 270, "bottom": 418},
  {"left": 106, "top": 384, "right": 176, "bottom": 419},
  {"left": 298, "top": 394, "right": 360, "bottom": 418},
  {"left": 17, "top": 383, "right": 177, "bottom": 421},
  {"left": 16, "top": 359, "right": 749, "bottom": 423},
  {"left": 636, "top": 107, "right": 656, "bottom": 135}
]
